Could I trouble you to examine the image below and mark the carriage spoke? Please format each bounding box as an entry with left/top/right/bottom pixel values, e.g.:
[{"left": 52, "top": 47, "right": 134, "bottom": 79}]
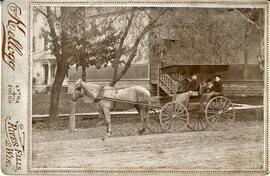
[
  {"left": 208, "top": 103, "right": 216, "bottom": 110},
  {"left": 163, "top": 108, "right": 172, "bottom": 116},
  {"left": 163, "top": 119, "right": 173, "bottom": 126},
  {"left": 207, "top": 114, "right": 218, "bottom": 121},
  {"left": 205, "top": 96, "right": 235, "bottom": 131},
  {"left": 165, "top": 120, "right": 174, "bottom": 131},
  {"left": 161, "top": 116, "right": 172, "bottom": 122},
  {"left": 222, "top": 114, "right": 234, "bottom": 121},
  {"left": 219, "top": 97, "right": 223, "bottom": 110},
  {"left": 177, "top": 114, "right": 188, "bottom": 121},
  {"left": 198, "top": 119, "right": 203, "bottom": 130},
  {"left": 190, "top": 119, "right": 196, "bottom": 129},
  {"left": 175, "top": 109, "right": 185, "bottom": 117},
  {"left": 222, "top": 99, "right": 229, "bottom": 109},
  {"left": 160, "top": 102, "right": 189, "bottom": 132},
  {"left": 162, "top": 113, "right": 172, "bottom": 118},
  {"left": 175, "top": 106, "right": 183, "bottom": 114}
]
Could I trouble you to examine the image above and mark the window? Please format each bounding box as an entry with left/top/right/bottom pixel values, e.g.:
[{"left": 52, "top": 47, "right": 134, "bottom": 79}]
[{"left": 51, "top": 64, "right": 56, "bottom": 78}]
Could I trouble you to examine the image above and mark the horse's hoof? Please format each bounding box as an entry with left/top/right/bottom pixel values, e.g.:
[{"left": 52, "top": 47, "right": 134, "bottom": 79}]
[
  {"left": 138, "top": 128, "right": 145, "bottom": 135},
  {"left": 102, "top": 134, "right": 111, "bottom": 140}
]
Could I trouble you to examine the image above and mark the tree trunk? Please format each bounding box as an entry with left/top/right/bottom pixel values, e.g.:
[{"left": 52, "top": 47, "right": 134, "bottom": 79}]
[
  {"left": 49, "top": 62, "right": 68, "bottom": 129},
  {"left": 243, "top": 25, "right": 249, "bottom": 80},
  {"left": 110, "top": 65, "right": 119, "bottom": 86},
  {"left": 82, "top": 65, "right": 86, "bottom": 81}
]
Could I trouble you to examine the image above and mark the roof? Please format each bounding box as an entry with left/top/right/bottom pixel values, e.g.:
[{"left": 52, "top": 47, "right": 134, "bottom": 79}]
[
  {"left": 33, "top": 51, "right": 55, "bottom": 61},
  {"left": 161, "top": 65, "right": 229, "bottom": 74}
]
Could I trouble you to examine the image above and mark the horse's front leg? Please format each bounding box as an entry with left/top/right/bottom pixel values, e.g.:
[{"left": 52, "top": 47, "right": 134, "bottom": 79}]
[
  {"left": 102, "top": 108, "right": 112, "bottom": 139},
  {"left": 96, "top": 109, "right": 105, "bottom": 126}
]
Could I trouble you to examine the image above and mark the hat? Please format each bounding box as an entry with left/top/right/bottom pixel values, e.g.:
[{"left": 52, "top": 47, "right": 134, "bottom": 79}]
[
  {"left": 206, "top": 78, "right": 212, "bottom": 82},
  {"left": 214, "top": 75, "right": 221, "bottom": 78}
]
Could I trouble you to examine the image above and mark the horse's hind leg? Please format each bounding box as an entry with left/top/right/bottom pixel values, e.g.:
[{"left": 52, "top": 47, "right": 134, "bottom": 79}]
[
  {"left": 137, "top": 106, "right": 146, "bottom": 135},
  {"left": 103, "top": 108, "right": 112, "bottom": 138},
  {"left": 143, "top": 108, "right": 151, "bottom": 132},
  {"left": 97, "top": 109, "right": 105, "bottom": 126}
]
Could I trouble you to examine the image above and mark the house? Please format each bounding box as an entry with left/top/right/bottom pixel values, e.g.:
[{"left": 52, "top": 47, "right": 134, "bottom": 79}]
[
  {"left": 32, "top": 11, "right": 69, "bottom": 93},
  {"left": 148, "top": 8, "right": 264, "bottom": 97}
]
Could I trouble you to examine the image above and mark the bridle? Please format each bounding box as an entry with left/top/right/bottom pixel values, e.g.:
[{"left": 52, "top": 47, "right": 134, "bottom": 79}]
[{"left": 74, "top": 84, "right": 118, "bottom": 103}]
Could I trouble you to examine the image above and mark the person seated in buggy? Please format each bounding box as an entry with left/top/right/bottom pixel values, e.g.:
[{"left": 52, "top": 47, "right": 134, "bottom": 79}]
[
  {"left": 175, "top": 78, "right": 191, "bottom": 105},
  {"left": 175, "top": 73, "right": 200, "bottom": 105},
  {"left": 199, "top": 75, "right": 223, "bottom": 110},
  {"left": 188, "top": 73, "right": 200, "bottom": 96}
]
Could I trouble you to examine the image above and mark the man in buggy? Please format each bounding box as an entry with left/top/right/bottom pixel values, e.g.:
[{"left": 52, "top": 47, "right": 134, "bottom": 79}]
[{"left": 199, "top": 75, "right": 223, "bottom": 110}]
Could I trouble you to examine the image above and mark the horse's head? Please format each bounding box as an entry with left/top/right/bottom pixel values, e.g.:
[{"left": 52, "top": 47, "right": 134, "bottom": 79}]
[{"left": 72, "top": 79, "right": 84, "bottom": 102}]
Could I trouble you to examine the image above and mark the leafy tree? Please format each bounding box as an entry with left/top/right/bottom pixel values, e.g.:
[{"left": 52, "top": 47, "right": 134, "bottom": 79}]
[
  {"left": 151, "top": 8, "right": 263, "bottom": 73},
  {"left": 34, "top": 7, "right": 167, "bottom": 127},
  {"left": 233, "top": 8, "right": 264, "bottom": 76}
]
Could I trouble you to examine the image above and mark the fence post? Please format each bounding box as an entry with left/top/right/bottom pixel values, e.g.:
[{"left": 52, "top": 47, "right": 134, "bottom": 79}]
[{"left": 69, "top": 101, "right": 76, "bottom": 133}]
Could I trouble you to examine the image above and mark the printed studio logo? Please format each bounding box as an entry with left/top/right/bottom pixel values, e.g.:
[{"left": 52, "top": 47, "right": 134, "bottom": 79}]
[
  {"left": 2, "top": 3, "right": 26, "bottom": 71},
  {"left": 5, "top": 116, "right": 25, "bottom": 171},
  {"left": 8, "top": 85, "right": 21, "bottom": 103}
]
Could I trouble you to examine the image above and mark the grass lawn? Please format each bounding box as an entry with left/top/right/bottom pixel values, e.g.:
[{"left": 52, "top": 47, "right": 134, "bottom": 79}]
[{"left": 32, "top": 93, "right": 97, "bottom": 115}]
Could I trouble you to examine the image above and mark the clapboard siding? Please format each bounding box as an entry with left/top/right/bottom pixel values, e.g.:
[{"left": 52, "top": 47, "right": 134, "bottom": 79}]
[
  {"left": 150, "top": 80, "right": 264, "bottom": 97},
  {"left": 150, "top": 64, "right": 263, "bottom": 82},
  {"left": 69, "top": 64, "right": 148, "bottom": 81}
]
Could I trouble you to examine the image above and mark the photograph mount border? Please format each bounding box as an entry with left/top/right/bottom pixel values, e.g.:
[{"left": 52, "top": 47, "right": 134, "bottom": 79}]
[{"left": 28, "top": 0, "right": 270, "bottom": 175}]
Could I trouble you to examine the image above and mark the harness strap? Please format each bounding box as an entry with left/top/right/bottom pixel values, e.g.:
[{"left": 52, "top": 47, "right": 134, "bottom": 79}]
[
  {"left": 112, "top": 89, "right": 118, "bottom": 110},
  {"left": 94, "top": 85, "right": 119, "bottom": 111},
  {"left": 94, "top": 85, "right": 105, "bottom": 102}
]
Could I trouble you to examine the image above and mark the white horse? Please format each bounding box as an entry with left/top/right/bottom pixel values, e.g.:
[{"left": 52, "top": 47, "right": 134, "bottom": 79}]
[{"left": 72, "top": 79, "right": 151, "bottom": 138}]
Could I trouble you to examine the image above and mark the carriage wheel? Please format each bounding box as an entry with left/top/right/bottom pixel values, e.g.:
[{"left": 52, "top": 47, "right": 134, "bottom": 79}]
[
  {"left": 205, "top": 96, "right": 235, "bottom": 130},
  {"left": 187, "top": 111, "right": 209, "bottom": 131},
  {"left": 159, "top": 102, "right": 189, "bottom": 133}
]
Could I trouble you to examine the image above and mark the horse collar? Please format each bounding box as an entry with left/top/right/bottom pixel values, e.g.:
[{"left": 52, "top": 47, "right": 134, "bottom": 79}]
[{"left": 94, "top": 85, "right": 105, "bottom": 102}]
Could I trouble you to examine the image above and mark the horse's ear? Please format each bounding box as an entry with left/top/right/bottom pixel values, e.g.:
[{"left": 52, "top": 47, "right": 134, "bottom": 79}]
[
  {"left": 78, "top": 79, "right": 82, "bottom": 85},
  {"left": 75, "top": 79, "right": 82, "bottom": 88}
]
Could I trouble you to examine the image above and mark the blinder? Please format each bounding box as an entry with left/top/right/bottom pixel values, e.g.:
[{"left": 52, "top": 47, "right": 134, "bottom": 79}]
[{"left": 75, "top": 87, "right": 81, "bottom": 91}]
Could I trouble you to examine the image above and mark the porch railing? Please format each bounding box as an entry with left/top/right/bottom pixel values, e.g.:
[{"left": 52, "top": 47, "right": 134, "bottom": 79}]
[{"left": 158, "top": 70, "right": 178, "bottom": 98}]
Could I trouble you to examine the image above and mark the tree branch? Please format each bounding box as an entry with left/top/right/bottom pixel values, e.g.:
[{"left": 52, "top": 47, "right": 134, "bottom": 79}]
[
  {"left": 142, "top": 9, "right": 151, "bottom": 20},
  {"left": 111, "top": 9, "right": 136, "bottom": 84},
  {"left": 234, "top": 8, "right": 261, "bottom": 31},
  {"left": 114, "top": 9, "right": 168, "bottom": 83},
  {"left": 46, "top": 7, "right": 61, "bottom": 61},
  {"left": 34, "top": 8, "right": 48, "bottom": 18}
]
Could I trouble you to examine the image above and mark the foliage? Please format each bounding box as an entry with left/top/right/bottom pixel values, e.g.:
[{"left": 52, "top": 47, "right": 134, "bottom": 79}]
[{"left": 151, "top": 8, "right": 263, "bottom": 65}]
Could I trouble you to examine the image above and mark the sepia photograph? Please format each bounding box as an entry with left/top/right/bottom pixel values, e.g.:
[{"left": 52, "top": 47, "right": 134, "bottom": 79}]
[{"left": 31, "top": 5, "right": 265, "bottom": 170}]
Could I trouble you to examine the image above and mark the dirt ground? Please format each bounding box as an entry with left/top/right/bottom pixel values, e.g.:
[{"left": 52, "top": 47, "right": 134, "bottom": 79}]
[
  {"left": 32, "top": 119, "right": 264, "bottom": 170},
  {"left": 32, "top": 95, "right": 264, "bottom": 170}
]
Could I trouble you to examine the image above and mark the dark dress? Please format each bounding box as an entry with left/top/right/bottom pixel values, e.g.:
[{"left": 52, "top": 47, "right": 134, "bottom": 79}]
[
  {"left": 211, "top": 80, "right": 223, "bottom": 93},
  {"left": 177, "top": 79, "right": 190, "bottom": 93},
  {"left": 199, "top": 80, "right": 223, "bottom": 108},
  {"left": 189, "top": 79, "right": 200, "bottom": 92}
]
